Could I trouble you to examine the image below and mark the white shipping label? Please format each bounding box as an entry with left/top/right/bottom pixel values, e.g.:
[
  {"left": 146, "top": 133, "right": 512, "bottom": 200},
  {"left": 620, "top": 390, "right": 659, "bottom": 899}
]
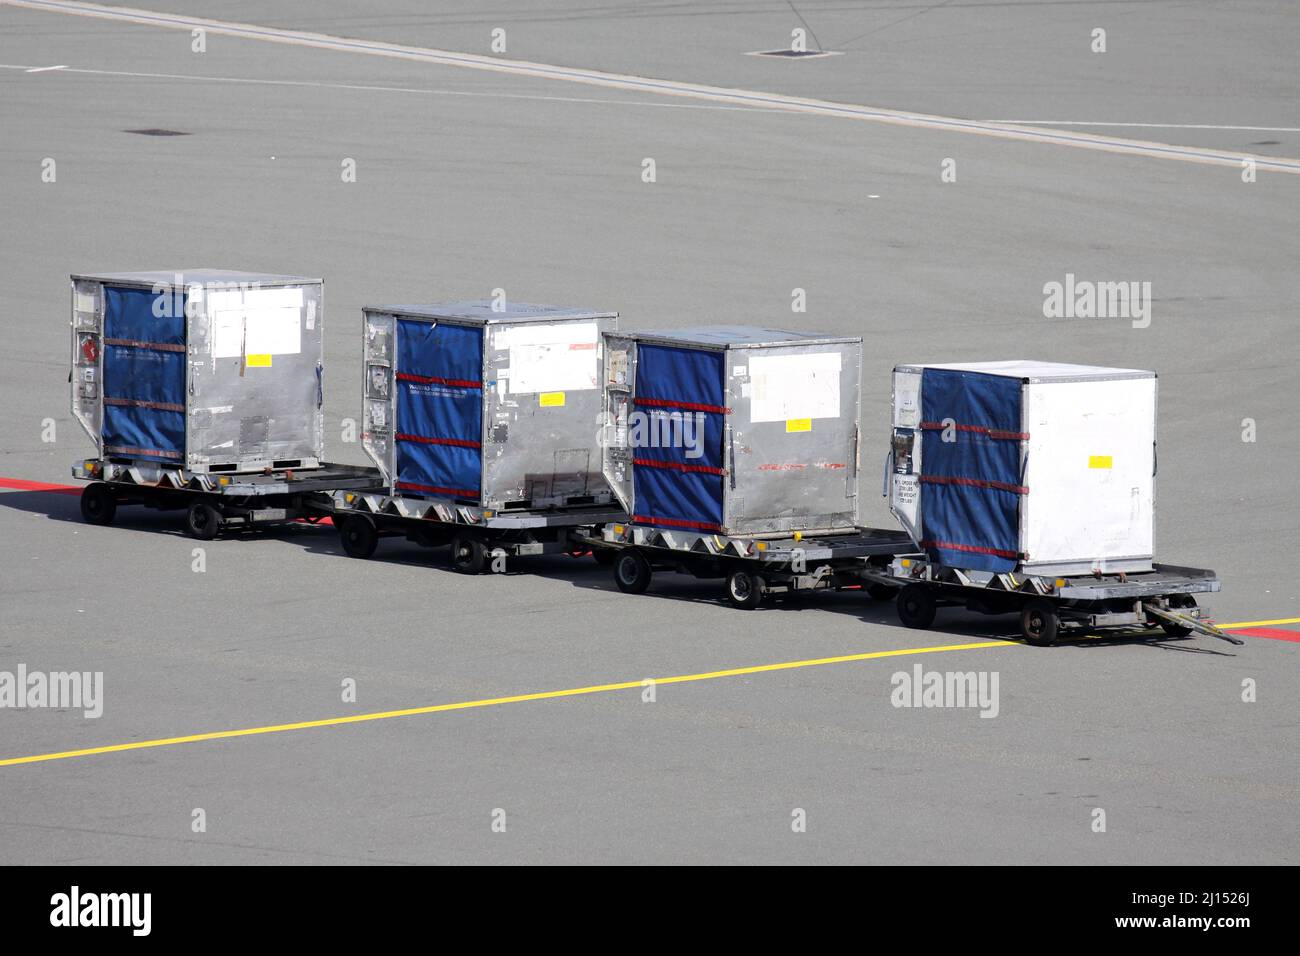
[
  {"left": 893, "top": 370, "right": 922, "bottom": 428},
  {"left": 209, "top": 287, "right": 303, "bottom": 358},
  {"left": 505, "top": 322, "right": 599, "bottom": 394},
  {"left": 748, "top": 352, "right": 841, "bottom": 423},
  {"left": 75, "top": 291, "right": 96, "bottom": 314},
  {"left": 244, "top": 306, "right": 301, "bottom": 356}
]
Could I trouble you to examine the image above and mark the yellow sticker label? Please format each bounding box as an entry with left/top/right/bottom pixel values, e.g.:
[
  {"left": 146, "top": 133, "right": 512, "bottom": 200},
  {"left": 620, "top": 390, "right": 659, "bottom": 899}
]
[
  {"left": 1088, "top": 455, "right": 1113, "bottom": 469},
  {"left": 245, "top": 354, "right": 272, "bottom": 367},
  {"left": 786, "top": 418, "right": 812, "bottom": 433},
  {"left": 539, "top": 392, "right": 566, "bottom": 407}
]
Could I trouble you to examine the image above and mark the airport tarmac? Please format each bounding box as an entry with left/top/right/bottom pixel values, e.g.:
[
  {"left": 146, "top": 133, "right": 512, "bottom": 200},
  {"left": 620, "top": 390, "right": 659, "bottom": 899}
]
[{"left": 0, "top": 0, "right": 1296, "bottom": 864}]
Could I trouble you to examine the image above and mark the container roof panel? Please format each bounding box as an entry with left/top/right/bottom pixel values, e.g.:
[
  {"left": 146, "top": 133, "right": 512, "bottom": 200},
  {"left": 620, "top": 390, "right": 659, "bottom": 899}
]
[
  {"left": 368, "top": 301, "right": 617, "bottom": 324},
  {"left": 623, "top": 325, "right": 860, "bottom": 349},
  {"left": 73, "top": 270, "right": 320, "bottom": 287},
  {"left": 894, "top": 360, "right": 1154, "bottom": 381}
]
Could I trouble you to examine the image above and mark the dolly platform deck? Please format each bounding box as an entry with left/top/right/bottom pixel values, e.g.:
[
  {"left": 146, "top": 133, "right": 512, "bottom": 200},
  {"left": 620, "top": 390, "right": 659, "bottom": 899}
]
[
  {"left": 592, "top": 523, "right": 918, "bottom": 609},
  {"left": 865, "top": 556, "right": 1238, "bottom": 646},
  {"left": 329, "top": 489, "right": 625, "bottom": 572},
  {"left": 72, "top": 458, "right": 381, "bottom": 540}
]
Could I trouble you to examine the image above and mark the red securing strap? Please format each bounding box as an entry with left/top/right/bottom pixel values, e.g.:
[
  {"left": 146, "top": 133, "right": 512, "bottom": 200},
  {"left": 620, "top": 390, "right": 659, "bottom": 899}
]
[
  {"left": 633, "top": 458, "right": 724, "bottom": 476},
  {"left": 919, "top": 474, "right": 1028, "bottom": 495},
  {"left": 919, "top": 421, "right": 1028, "bottom": 441},
  {"left": 396, "top": 372, "right": 482, "bottom": 389},
  {"left": 920, "top": 539, "right": 1023, "bottom": 560},
  {"left": 395, "top": 433, "right": 481, "bottom": 449},
  {"left": 634, "top": 397, "right": 730, "bottom": 415},
  {"left": 395, "top": 481, "right": 479, "bottom": 499},
  {"left": 632, "top": 514, "right": 723, "bottom": 532}
]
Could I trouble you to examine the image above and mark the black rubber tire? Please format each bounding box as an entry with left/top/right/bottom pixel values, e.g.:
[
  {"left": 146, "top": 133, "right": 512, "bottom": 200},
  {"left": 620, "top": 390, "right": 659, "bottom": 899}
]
[
  {"left": 1021, "top": 598, "right": 1060, "bottom": 646},
  {"left": 591, "top": 547, "right": 618, "bottom": 566},
  {"left": 79, "top": 482, "right": 117, "bottom": 526},
  {"left": 725, "top": 569, "right": 765, "bottom": 609},
  {"left": 897, "top": 584, "right": 938, "bottom": 629},
  {"left": 613, "top": 549, "right": 652, "bottom": 594},
  {"left": 185, "top": 500, "right": 222, "bottom": 540},
  {"left": 339, "top": 515, "right": 379, "bottom": 559},
  {"left": 450, "top": 534, "right": 487, "bottom": 574},
  {"left": 866, "top": 582, "right": 897, "bottom": 602},
  {"left": 1158, "top": 595, "right": 1197, "bottom": 637}
]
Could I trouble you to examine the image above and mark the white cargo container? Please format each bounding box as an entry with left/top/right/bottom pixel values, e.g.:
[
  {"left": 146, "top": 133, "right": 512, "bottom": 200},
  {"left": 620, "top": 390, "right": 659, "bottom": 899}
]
[{"left": 888, "top": 361, "right": 1156, "bottom": 576}]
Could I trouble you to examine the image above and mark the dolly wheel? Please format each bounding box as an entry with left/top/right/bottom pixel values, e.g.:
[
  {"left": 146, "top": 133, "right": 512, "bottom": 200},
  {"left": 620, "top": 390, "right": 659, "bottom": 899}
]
[
  {"left": 725, "top": 569, "right": 765, "bottom": 609},
  {"left": 450, "top": 534, "right": 487, "bottom": 574},
  {"left": 1021, "top": 598, "right": 1060, "bottom": 646},
  {"left": 79, "top": 482, "right": 117, "bottom": 526},
  {"left": 185, "top": 500, "right": 222, "bottom": 540},
  {"left": 613, "top": 549, "right": 652, "bottom": 594},
  {"left": 897, "top": 584, "right": 938, "bottom": 629},
  {"left": 1156, "top": 595, "right": 1197, "bottom": 637},
  {"left": 339, "top": 515, "right": 379, "bottom": 560},
  {"left": 591, "top": 547, "right": 618, "bottom": 566}
]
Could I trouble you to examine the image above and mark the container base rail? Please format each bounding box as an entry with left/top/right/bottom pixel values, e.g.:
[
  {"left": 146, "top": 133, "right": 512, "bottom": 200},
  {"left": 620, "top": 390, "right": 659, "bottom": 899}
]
[
  {"left": 866, "top": 557, "right": 1240, "bottom": 646},
  {"left": 73, "top": 459, "right": 382, "bottom": 540},
  {"left": 593, "top": 523, "right": 919, "bottom": 609},
  {"left": 329, "top": 490, "right": 626, "bottom": 574}
]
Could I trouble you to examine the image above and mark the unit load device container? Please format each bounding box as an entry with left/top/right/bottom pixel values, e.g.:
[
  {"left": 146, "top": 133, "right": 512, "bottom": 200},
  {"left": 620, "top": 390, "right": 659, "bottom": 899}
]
[
  {"left": 70, "top": 269, "right": 325, "bottom": 473},
  {"left": 888, "top": 360, "right": 1157, "bottom": 576},
  {"left": 601, "top": 327, "right": 862, "bottom": 537},
  {"left": 361, "top": 301, "right": 619, "bottom": 510}
]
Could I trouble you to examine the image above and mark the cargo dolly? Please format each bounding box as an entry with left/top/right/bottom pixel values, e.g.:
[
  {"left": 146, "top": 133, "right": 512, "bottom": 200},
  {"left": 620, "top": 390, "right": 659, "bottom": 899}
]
[
  {"left": 863, "top": 557, "right": 1240, "bottom": 646},
  {"left": 73, "top": 458, "right": 382, "bottom": 540},
  {"left": 329, "top": 490, "right": 626, "bottom": 573},
  {"left": 592, "top": 523, "right": 918, "bottom": 609}
]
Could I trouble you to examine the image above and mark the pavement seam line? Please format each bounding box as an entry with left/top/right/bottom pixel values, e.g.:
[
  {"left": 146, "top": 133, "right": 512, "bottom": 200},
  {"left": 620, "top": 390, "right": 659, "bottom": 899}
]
[{"left": 4, "top": 0, "right": 1299, "bottom": 173}]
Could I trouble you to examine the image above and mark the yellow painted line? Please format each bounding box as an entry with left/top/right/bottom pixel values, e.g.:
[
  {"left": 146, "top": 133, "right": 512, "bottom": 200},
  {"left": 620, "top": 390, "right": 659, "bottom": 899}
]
[
  {"left": 5, "top": 0, "right": 1300, "bottom": 174},
  {"left": 0, "top": 641, "right": 1010, "bottom": 768},
  {"left": 1219, "top": 617, "right": 1300, "bottom": 630}
]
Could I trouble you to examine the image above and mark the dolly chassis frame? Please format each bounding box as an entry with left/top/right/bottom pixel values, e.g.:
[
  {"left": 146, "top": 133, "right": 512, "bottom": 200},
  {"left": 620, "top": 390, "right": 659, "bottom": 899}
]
[
  {"left": 592, "top": 523, "right": 919, "bottom": 609},
  {"left": 865, "top": 556, "right": 1239, "bottom": 646},
  {"left": 329, "top": 490, "right": 626, "bottom": 573},
  {"left": 72, "top": 458, "right": 379, "bottom": 540}
]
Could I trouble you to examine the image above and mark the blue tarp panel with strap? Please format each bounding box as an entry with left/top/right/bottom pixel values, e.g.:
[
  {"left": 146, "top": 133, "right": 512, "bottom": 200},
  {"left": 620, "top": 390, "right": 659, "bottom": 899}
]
[
  {"left": 632, "top": 344, "right": 727, "bottom": 531},
  {"left": 101, "top": 285, "right": 187, "bottom": 461},
  {"left": 918, "top": 368, "right": 1026, "bottom": 572},
  {"left": 394, "top": 319, "right": 484, "bottom": 501}
]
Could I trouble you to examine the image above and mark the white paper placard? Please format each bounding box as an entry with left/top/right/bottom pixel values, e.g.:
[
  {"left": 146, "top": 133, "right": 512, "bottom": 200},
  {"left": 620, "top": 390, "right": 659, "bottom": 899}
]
[{"left": 748, "top": 352, "right": 841, "bottom": 423}]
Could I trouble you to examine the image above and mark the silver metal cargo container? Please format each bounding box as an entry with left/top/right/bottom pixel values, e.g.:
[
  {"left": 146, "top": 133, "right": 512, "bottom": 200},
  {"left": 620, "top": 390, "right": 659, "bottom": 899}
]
[
  {"left": 889, "top": 361, "right": 1157, "bottom": 576},
  {"left": 361, "top": 301, "right": 619, "bottom": 510},
  {"left": 601, "top": 327, "right": 862, "bottom": 537},
  {"left": 71, "top": 270, "right": 324, "bottom": 473}
]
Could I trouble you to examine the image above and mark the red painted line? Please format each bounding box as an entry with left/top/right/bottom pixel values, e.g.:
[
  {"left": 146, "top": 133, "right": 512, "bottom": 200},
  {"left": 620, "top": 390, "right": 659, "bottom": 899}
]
[
  {"left": 1231, "top": 627, "right": 1300, "bottom": 643},
  {"left": 0, "top": 477, "right": 80, "bottom": 495}
]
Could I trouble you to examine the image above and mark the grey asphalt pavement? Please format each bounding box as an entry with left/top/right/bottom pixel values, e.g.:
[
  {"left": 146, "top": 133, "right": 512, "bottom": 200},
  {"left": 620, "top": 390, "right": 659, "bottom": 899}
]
[{"left": 0, "top": 0, "right": 1296, "bottom": 864}]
